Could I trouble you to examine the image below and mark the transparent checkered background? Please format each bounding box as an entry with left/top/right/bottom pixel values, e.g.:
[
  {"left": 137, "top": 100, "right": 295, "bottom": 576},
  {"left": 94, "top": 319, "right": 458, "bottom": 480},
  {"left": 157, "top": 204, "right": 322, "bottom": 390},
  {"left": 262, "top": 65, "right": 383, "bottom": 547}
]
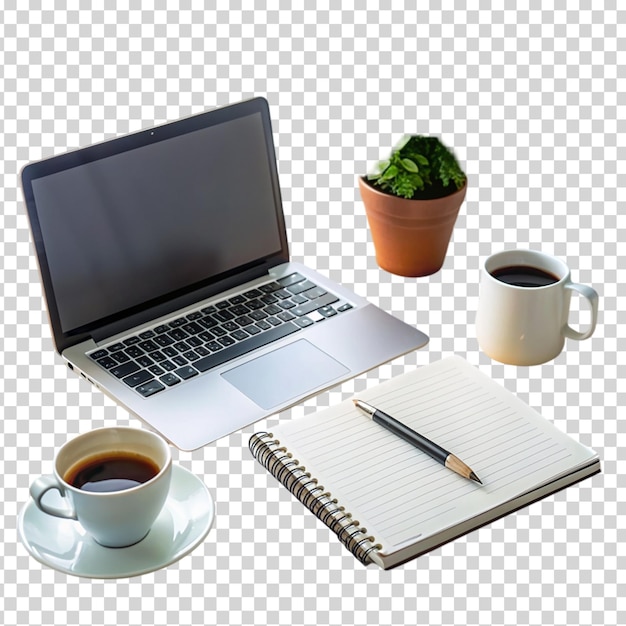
[{"left": 1, "top": 3, "right": 623, "bottom": 626}]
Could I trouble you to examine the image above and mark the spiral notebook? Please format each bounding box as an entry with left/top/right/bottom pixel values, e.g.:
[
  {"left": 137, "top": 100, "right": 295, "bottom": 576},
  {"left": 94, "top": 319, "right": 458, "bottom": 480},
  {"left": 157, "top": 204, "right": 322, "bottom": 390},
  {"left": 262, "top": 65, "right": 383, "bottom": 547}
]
[{"left": 249, "top": 356, "right": 600, "bottom": 569}]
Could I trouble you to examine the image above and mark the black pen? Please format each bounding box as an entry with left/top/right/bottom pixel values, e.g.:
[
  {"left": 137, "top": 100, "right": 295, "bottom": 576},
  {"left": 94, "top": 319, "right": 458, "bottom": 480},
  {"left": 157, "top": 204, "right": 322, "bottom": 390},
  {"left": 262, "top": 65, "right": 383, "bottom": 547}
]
[{"left": 352, "top": 399, "right": 483, "bottom": 485}]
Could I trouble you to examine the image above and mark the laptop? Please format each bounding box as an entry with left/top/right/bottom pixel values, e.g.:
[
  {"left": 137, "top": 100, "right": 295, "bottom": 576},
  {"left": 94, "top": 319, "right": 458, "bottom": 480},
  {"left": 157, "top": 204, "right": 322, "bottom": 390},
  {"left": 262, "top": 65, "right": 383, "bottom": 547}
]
[{"left": 21, "top": 97, "right": 429, "bottom": 450}]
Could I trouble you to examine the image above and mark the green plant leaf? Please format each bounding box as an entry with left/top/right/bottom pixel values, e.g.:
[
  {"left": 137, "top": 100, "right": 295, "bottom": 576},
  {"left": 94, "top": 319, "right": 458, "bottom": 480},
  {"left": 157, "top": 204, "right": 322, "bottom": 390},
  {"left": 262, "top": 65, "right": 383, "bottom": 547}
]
[
  {"left": 414, "top": 154, "right": 429, "bottom": 166},
  {"left": 379, "top": 164, "right": 398, "bottom": 181},
  {"left": 401, "top": 158, "right": 419, "bottom": 173}
]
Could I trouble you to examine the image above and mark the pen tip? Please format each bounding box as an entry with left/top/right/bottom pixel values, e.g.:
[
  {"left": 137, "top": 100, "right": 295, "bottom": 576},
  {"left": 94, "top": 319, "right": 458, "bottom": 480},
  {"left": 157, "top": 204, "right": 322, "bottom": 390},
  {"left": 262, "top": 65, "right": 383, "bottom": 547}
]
[
  {"left": 470, "top": 472, "right": 483, "bottom": 485},
  {"left": 352, "top": 399, "right": 358, "bottom": 405}
]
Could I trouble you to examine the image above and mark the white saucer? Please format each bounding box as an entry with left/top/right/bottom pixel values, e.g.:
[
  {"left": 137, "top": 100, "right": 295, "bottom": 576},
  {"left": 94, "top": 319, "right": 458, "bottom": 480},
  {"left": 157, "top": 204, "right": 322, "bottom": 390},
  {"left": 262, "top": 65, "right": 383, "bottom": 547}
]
[{"left": 18, "top": 464, "right": 214, "bottom": 579}]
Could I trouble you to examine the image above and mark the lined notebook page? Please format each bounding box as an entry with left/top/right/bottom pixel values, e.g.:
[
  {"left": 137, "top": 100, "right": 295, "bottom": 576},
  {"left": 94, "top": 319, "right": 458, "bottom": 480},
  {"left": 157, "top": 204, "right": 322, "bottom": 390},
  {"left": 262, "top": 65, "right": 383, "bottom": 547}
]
[{"left": 273, "top": 356, "right": 596, "bottom": 554}]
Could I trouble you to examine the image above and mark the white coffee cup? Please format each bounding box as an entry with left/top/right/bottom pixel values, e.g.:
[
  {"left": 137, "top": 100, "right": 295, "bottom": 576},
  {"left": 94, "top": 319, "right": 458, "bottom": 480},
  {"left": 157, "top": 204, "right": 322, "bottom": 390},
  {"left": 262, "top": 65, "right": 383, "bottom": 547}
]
[
  {"left": 29, "top": 427, "right": 172, "bottom": 548},
  {"left": 476, "top": 249, "right": 599, "bottom": 366}
]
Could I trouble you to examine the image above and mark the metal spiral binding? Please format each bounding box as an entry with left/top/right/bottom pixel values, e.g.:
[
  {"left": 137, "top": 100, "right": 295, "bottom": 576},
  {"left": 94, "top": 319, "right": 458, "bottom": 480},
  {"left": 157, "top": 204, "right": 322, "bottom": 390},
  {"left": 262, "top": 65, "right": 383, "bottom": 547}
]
[{"left": 249, "top": 432, "right": 381, "bottom": 565}]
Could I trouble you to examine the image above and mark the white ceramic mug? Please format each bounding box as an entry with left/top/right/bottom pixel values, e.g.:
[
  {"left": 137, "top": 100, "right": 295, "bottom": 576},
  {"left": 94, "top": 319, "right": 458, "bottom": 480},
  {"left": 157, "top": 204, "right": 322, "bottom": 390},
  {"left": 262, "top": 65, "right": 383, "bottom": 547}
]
[
  {"left": 29, "top": 427, "right": 172, "bottom": 548},
  {"left": 476, "top": 249, "right": 599, "bottom": 366}
]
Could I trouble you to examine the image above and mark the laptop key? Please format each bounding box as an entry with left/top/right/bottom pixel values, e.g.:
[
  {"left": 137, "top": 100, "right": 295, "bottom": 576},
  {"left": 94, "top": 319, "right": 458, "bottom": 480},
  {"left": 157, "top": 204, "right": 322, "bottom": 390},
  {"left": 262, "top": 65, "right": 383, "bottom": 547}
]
[
  {"left": 198, "top": 315, "right": 218, "bottom": 329},
  {"left": 182, "top": 349, "right": 200, "bottom": 361},
  {"left": 194, "top": 322, "right": 300, "bottom": 373},
  {"left": 137, "top": 355, "right": 154, "bottom": 368},
  {"left": 246, "top": 299, "right": 265, "bottom": 310},
  {"left": 139, "top": 339, "right": 159, "bottom": 352},
  {"left": 136, "top": 354, "right": 154, "bottom": 367},
  {"left": 176, "top": 366, "right": 198, "bottom": 380},
  {"left": 235, "top": 314, "right": 254, "bottom": 327},
  {"left": 160, "top": 373, "right": 180, "bottom": 386},
  {"left": 249, "top": 310, "right": 268, "bottom": 321},
  {"left": 291, "top": 293, "right": 339, "bottom": 316},
  {"left": 277, "top": 273, "right": 305, "bottom": 287},
  {"left": 110, "top": 361, "right": 141, "bottom": 378},
  {"left": 111, "top": 350, "right": 131, "bottom": 363},
  {"left": 97, "top": 356, "right": 118, "bottom": 369},
  {"left": 258, "top": 281, "right": 283, "bottom": 293},
  {"left": 319, "top": 305, "right": 337, "bottom": 318},
  {"left": 302, "top": 286, "right": 327, "bottom": 300},
  {"left": 168, "top": 328, "right": 189, "bottom": 342},
  {"left": 136, "top": 379, "right": 165, "bottom": 397},
  {"left": 182, "top": 321, "right": 203, "bottom": 335},
  {"left": 287, "top": 280, "right": 316, "bottom": 295},
  {"left": 122, "top": 369, "right": 153, "bottom": 388},
  {"left": 150, "top": 350, "right": 167, "bottom": 362},
  {"left": 154, "top": 334, "right": 174, "bottom": 347},
  {"left": 125, "top": 345, "right": 144, "bottom": 359},
  {"left": 230, "top": 304, "right": 251, "bottom": 317},
  {"left": 294, "top": 316, "right": 314, "bottom": 328},
  {"left": 213, "top": 309, "right": 235, "bottom": 322}
]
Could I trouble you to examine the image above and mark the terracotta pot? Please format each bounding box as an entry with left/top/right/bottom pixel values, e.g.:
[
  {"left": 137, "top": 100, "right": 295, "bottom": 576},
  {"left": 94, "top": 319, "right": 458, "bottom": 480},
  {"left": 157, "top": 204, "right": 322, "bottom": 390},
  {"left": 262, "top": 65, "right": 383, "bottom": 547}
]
[{"left": 358, "top": 177, "right": 467, "bottom": 277}]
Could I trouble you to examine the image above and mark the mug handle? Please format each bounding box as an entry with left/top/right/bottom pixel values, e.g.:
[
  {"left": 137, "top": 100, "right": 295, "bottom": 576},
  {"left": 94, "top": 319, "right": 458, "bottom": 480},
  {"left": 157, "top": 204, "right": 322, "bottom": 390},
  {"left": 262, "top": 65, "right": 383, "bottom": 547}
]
[
  {"left": 563, "top": 282, "right": 599, "bottom": 341},
  {"left": 30, "top": 474, "right": 77, "bottom": 520}
]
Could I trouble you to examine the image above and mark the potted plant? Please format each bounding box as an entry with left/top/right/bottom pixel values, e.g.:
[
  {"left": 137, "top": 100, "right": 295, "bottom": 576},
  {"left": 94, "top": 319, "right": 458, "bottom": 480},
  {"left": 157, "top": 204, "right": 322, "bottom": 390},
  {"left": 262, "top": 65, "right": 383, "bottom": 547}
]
[{"left": 358, "top": 135, "right": 467, "bottom": 277}]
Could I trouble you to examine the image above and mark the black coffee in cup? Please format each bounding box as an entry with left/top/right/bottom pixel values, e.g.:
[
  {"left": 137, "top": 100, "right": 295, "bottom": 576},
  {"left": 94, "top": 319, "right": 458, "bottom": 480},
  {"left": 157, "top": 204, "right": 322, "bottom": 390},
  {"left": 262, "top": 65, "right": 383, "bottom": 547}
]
[
  {"left": 490, "top": 265, "right": 560, "bottom": 288},
  {"left": 64, "top": 452, "right": 160, "bottom": 493}
]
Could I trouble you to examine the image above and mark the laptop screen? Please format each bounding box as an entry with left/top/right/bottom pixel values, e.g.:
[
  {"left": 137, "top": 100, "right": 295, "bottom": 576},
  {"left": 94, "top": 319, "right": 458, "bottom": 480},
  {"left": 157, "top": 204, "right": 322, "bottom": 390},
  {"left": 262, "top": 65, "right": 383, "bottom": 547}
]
[{"left": 22, "top": 99, "right": 286, "bottom": 343}]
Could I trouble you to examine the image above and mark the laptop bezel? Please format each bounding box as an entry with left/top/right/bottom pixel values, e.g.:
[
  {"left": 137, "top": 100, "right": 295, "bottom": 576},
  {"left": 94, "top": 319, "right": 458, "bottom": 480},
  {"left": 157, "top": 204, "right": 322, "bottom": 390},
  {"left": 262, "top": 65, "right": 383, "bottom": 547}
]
[{"left": 21, "top": 97, "right": 290, "bottom": 355}]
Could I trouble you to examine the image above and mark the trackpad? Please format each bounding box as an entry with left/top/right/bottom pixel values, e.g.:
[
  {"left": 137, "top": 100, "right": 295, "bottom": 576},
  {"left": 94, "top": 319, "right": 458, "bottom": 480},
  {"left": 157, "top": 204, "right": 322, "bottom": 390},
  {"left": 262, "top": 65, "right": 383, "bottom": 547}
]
[{"left": 221, "top": 340, "right": 349, "bottom": 410}]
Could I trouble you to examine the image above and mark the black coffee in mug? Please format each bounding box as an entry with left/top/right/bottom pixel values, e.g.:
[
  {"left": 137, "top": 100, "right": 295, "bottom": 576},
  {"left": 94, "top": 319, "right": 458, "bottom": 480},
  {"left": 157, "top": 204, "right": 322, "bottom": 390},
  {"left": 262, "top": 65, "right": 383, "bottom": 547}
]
[
  {"left": 64, "top": 452, "right": 160, "bottom": 493},
  {"left": 490, "top": 265, "right": 560, "bottom": 288}
]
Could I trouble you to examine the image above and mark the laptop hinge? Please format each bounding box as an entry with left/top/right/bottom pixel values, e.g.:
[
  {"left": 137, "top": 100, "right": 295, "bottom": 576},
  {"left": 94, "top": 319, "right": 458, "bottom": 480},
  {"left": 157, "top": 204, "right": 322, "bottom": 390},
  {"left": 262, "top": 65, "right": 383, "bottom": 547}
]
[{"left": 90, "top": 259, "right": 284, "bottom": 345}]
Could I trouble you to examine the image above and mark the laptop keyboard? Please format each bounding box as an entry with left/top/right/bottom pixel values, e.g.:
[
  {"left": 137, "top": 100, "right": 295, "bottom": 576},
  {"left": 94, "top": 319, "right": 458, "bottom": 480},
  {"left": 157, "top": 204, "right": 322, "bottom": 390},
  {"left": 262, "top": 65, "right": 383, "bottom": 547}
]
[{"left": 88, "top": 273, "right": 353, "bottom": 398}]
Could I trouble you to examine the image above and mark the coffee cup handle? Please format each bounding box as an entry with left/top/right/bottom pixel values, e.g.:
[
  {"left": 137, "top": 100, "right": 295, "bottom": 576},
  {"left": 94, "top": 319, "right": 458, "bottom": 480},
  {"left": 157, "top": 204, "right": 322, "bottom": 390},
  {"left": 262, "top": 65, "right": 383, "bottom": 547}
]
[
  {"left": 30, "top": 474, "right": 78, "bottom": 520},
  {"left": 563, "top": 282, "right": 599, "bottom": 341}
]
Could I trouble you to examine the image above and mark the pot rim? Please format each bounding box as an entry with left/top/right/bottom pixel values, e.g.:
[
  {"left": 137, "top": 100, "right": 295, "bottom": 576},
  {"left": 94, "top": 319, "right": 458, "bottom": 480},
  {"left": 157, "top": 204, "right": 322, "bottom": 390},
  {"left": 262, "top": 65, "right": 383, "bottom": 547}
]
[{"left": 358, "top": 175, "right": 467, "bottom": 203}]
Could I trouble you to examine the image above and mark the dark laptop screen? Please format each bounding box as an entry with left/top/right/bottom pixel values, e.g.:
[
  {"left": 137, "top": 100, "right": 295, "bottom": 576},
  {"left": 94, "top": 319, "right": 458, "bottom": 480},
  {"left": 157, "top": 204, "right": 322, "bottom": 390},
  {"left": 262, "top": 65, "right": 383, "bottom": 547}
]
[{"left": 25, "top": 103, "right": 285, "bottom": 338}]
